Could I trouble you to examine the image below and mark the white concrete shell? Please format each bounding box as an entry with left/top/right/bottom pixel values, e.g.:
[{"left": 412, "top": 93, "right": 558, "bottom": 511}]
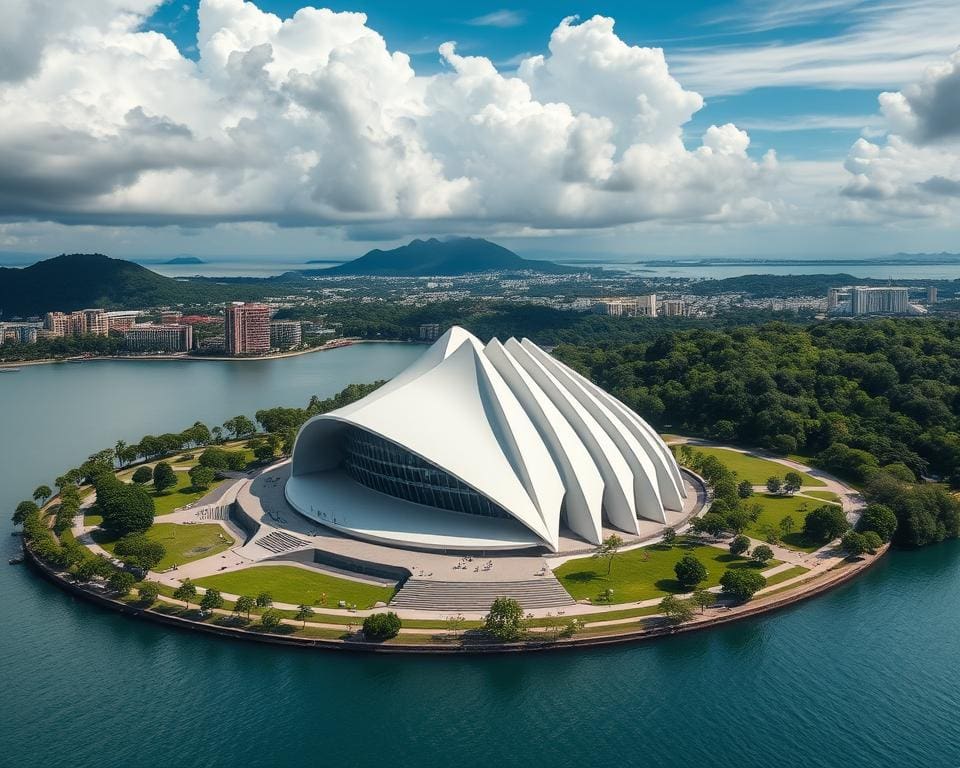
[{"left": 286, "top": 327, "right": 685, "bottom": 553}]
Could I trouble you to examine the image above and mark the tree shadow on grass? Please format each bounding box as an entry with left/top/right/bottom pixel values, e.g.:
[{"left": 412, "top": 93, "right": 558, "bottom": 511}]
[
  {"left": 562, "top": 570, "right": 604, "bottom": 584},
  {"left": 782, "top": 532, "right": 817, "bottom": 550},
  {"left": 654, "top": 578, "right": 684, "bottom": 593}
]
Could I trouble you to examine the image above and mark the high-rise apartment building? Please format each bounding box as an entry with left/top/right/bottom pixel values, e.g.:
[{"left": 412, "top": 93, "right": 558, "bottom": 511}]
[
  {"left": 828, "top": 286, "right": 911, "bottom": 315},
  {"left": 270, "top": 320, "right": 302, "bottom": 350},
  {"left": 660, "top": 299, "right": 686, "bottom": 317},
  {"left": 419, "top": 323, "right": 441, "bottom": 341},
  {"left": 224, "top": 302, "right": 271, "bottom": 356},
  {"left": 593, "top": 295, "right": 657, "bottom": 317}
]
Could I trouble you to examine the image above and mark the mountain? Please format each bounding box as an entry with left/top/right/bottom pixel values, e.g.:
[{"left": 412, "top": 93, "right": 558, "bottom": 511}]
[
  {"left": 321, "top": 237, "right": 576, "bottom": 276},
  {"left": 0, "top": 253, "right": 258, "bottom": 316}
]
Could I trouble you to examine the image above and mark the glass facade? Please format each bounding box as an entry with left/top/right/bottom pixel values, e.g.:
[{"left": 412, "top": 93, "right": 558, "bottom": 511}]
[{"left": 342, "top": 427, "right": 511, "bottom": 519}]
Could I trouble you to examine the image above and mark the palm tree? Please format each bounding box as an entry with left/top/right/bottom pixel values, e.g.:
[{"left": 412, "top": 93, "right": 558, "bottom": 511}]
[{"left": 115, "top": 440, "right": 127, "bottom": 467}]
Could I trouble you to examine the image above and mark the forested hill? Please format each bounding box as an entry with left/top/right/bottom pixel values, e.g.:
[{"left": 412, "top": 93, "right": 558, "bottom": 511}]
[
  {"left": 555, "top": 319, "right": 960, "bottom": 548},
  {"left": 320, "top": 237, "right": 576, "bottom": 276},
  {"left": 0, "top": 254, "right": 264, "bottom": 316}
]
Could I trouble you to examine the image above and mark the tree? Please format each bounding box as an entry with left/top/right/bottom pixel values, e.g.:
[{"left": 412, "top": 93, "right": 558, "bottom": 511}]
[
  {"left": 692, "top": 513, "right": 727, "bottom": 537},
  {"left": 595, "top": 534, "right": 625, "bottom": 575},
  {"left": 173, "top": 579, "right": 197, "bottom": 609},
  {"left": 445, "top": 614, "right": 466, "bottom": 639},
  {"left": 131, "top": 465, "right": 153, "bottom": 484},
  {"left": 188, "top": 465, "right": 215, "bottom": 491},
  {"left": 97, "top": 479, "right": 155, "bottom": 536},
  {"left": 223, "top": 415, "right": 256, "bottom": 439},
  {"left": 12, "top": 499, "right": 39, "bottom": 525},
  {"left": 363, "top": 611, "right": 402, "bottom": 640},
  {"left": 858, "top": 503, "right": 898, "bottom": 542},
  {"left": 153, "top": 461, "right": 177, "bottom": 494},
  {"left": 725, "top": 508, "right": 752, "bottom": 535},
  {"left": 841, "top": 531, "right": 869, "bottom": 557},
  {"left": 200, "top": 588, "right": 224, "bottom": 613},
  {"left": 660, "top": 594, "right": 695, "bottom": 624},
  {"left": 661, "top": 527, "right": 677, "bottom": 546},
  {"left": 484, "top": 597, "right": 526, "bottom": 642},
  {"left": 108, "top": 570, "right": 136, "bottom": 596},
  {"left": 255, "top": 591, "right": 273, "bottom": 609},
  {"left": 766, "top": 476, "right": 783, "bottom": 495},
  {"left": 783, "top": 471, "right": 803, "bottom": 494},
  {"left": 752, "top": 544, "right": 774, "bottom": 565},
  {"left": 74, "top": 556, "right": 114, "bottom": 583},
  {"left": 803, "top": 504, "right": 850, "bottom": 543},
  {"left": 779, "top": 515, "right": 795, "bottom": 537},
  {"left": 260, "top": 609, "right": 283, "bottom": 631},
  {"left": 737, "top": 480, "right": 754, "bottom": 499},
  {"left": 138, "top": 582, "right": 160, "bottom": 604},
  {"left": 729, "top": 534, "right": 750, "bottom": 556},
  {"left": 235, "top": 595, "right": 256, "bottom": 620},
  {"left": 114, "top": 533, "right": 166, "bottom": 571},
  {"left": 861, "top": 530, "right": 883, "bottom": 552},
  {"left": 674, "top": 554, "right": 707, "bottom": 588},
  {"left": 691, "top": 586, "right": 714, "bottom": 613},
  {"left": 33, "top": 485, "right": 52, "bottom": 506},
  {"left": 719, "top": 569, "right": 767, "bottom": 601},
  {"left": 115, "top": 440, "right": 128, "bottom": 467},
  {"left": 211, "top": 426, "right": 224, "bottom": 444},
  {"left": 295, "top": 604, "right": 315, "bottom": 627}
]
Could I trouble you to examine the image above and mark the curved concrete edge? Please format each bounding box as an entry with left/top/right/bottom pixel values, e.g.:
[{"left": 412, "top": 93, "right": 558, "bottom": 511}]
[{"left": 22, "top": 538, "right": 889, "bottom": 656}]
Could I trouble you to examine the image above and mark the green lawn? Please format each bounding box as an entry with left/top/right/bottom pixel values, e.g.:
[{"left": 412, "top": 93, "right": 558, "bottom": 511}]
[
  {"left": 692, "top": 446, "right": 825, "bottom": 487},
  {"left": 744, "top": 492, "right": 839, "bottom": 552},
  {"left": 83, "top": 512, "right": 103, "bottom": 527},
  {"left": 151, "top": 472, "right": 226, "bottom": 516},
  {"left": 94, "top": 523, "right": 234, "bottom": 570},
  {"left": 763, "top": 565, "right": 810, "bottom": 587},
  {"left": 803, "top": 490, "right": 842, "bottom": 503},
  {"left": 554, "top": 536, "right": 779, "bottom": 604},
  {"left": 193, "top": 565, "right": 396, "bottom": 610}
]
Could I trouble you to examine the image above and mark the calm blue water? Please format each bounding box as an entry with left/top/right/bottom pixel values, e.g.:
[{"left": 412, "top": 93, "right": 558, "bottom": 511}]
[{"left": 2, "top": 344, "right": 959, "bottom": 768}]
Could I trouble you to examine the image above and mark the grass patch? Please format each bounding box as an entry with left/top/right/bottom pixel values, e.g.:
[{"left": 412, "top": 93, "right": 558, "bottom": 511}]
[
  {"left": 554, "top": 536, "right": 779, "bottom": 604},
  {"left": 693, "top": 446, "right": 825, "bottom": 487},
  {"left": 83, "top": 513, "right": 103, "bottom": 527},
  {"left": 93, "top": 522, "right": 234, "bottom": 570},
  {"left": 744, "top": 493, "right": 837, "bottom": 552},
  {"left": 193, "top": 565, "right": 396, "bottom": 610},
  {"left": 763, "top": 565, "right": 810, "bottom": 587},
  {"left": 150, "top": 472, "right": 226, "bottom": 516},
  {"left": 803, "top": 490, "right": 842, "bottom": 503}
]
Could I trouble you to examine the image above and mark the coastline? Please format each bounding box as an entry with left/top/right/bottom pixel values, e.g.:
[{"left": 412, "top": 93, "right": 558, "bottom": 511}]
[{"left": 22, "top": 539, "right": 888, "bottom": 654}]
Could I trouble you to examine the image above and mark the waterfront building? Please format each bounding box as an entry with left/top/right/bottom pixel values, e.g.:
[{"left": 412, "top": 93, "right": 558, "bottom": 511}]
[
  {"left": 105, "top": 310, "right": 141, "bottom": 332},
  {"left": 123, "top": 324, "right": 192, "bottom": 352},
  {"left": 44, "top": 308, "right": 108, "bottom": 336},
  {"left": 287, "top": 327, "right": 686, "bottom": 552},
  {"left": 43, "top": 311, "right": 71, "bottom": 337},
  {"left": 419, "top": 323, "right": 441, "bottom": 341},
  {"left": 81, "top": 308, "right": 109, "bottom": 336},
  {"left": 0, "top": 323, "right": 41, "bottom": 345},
  {"left": 197, "top": 335, "right": 225, "bottom": 353},
  {"left": 224, "top": 302, "right": 271, "bottom": 356},
  {"left": 270, "top": 320, "right": 302, "bottom": 350}
]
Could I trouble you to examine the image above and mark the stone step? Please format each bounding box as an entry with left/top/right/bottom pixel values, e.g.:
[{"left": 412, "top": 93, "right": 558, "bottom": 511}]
[{"left": 390, "top": 578, "right": 575, "bottom": 611}]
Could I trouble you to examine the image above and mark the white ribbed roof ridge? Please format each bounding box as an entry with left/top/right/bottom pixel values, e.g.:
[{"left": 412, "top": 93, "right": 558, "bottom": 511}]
[{"left": 287, "top": 326, "right": 685, "bottom": 551}]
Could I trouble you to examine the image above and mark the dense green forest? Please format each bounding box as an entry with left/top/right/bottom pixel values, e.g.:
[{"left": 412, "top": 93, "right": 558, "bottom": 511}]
[{"left": 555, "top": 319, "right": 960, "bottom": 548}]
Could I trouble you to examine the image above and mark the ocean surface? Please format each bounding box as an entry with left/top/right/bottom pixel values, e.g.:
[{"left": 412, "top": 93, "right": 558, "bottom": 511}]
[{"left": 2, "top": 344, "right": 960, "bottom": 768}]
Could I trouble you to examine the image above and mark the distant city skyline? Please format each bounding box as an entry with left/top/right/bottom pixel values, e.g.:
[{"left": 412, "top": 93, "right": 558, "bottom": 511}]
[{"left": 0, "top": 0, "right": 958, "bottom": 259}]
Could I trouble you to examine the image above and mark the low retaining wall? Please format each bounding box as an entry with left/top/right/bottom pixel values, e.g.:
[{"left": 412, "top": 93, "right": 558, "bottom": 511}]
[{"left": 23, "top": 540, "right": 888, "bottom": 656}]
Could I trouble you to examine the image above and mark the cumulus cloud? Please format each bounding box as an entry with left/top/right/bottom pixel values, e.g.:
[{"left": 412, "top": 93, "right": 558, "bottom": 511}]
[
  {"left": 838, "top": 50, "right": 960, "bottom": 223},
  {"left": 0, "top": 1, "right": 777, "bottom": 234}
]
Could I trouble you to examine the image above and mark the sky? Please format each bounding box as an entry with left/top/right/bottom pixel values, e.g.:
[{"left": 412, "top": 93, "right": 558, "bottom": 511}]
[{"left": 0, "top": 0, "right": 959, "bottom": 262}]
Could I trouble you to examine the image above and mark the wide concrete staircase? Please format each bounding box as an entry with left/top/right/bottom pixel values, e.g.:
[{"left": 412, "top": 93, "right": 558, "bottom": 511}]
[{"left": 390, "top": 578, "right": 575, "bottom": 612}]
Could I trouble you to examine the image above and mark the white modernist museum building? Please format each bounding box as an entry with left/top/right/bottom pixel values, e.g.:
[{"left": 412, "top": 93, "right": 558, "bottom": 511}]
[{"left": 285, "top": 327, "right": 686, "bottom": 553}]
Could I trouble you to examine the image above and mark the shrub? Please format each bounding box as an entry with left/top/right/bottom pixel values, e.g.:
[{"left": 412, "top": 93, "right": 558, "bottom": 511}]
[
  {"left": 131, "top": 466, "right": 153, "bottom": 484},
  {"left": 484, "top": 597, "right": 525, "bottom": 642},
  {"left": 153, "top": 462, "right": 177, "bottom": 493},
  {"left": 108, "top": 570, "right": 136, "bottom": 596},
  {"left": 751, "top": 544, "right": 774, "bottom": 565},
  {"left": 363, "top": 611, "right": 402, "bottom": 641},
  {"left": 138, "top": 582, "right": 160, "bottom": 604},
  {"left": 737, "top": 481, "right": 754, "bottom": 499}
]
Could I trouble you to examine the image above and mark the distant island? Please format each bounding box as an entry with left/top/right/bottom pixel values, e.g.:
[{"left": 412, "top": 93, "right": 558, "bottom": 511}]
[
  {"left": 637, "top": 252, "right": 960, "bottom": 267},
  {"left": 316, "top": 237, "right": 577, "bottom": 277},
  {"left": 163, "top": 256, "right": 206, "bottom": 265}
]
